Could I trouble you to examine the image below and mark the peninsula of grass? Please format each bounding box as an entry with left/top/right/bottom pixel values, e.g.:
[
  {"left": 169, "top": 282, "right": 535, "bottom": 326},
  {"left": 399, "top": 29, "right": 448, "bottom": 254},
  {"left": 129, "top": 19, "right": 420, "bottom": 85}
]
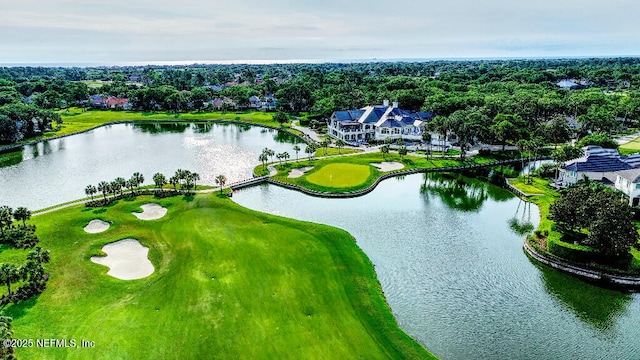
[
  {"left": 262, "top": 152, "right": 504, "bottom": 193},
  {"left": 3, "top": 194, "right": 434, "bottom": 360}
]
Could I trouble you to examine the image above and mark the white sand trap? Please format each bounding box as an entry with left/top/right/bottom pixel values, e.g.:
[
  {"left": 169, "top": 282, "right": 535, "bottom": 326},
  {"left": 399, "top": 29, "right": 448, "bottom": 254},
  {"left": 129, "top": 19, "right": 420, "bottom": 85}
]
[
  {"left": 91, "top": 239, "right": 154, "bottom": 280},
  {"left": 84, "top": 219, "right": 110, "bottom": 233},
  {"left": 132, "top": 203, "right": 167, "bottom": 220},
  {"left": 287, "top": 166, "right": 314, "bottom": 178},
  {"left": 371, "top": 162, "right": 405, "bottom": 171}
]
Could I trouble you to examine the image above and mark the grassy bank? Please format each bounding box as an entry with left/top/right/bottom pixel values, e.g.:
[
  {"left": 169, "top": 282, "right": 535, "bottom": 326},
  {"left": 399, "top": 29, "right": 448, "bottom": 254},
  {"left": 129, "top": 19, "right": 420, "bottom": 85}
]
[
  {"left": 619, "top": 135, "right": 640, "bottom": 155},
  {"left": 508, "top": 177, "right": 640, "bottom": 273},
  {"left": 0, "top": 108, "right": 304, "bottom": 151},
  {"left": 3, "top": 194, "right": 434, "bottom": 359}
]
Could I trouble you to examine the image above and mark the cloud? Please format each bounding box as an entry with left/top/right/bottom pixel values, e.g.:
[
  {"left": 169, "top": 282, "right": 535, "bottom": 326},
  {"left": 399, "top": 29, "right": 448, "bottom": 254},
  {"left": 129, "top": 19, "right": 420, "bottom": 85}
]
[{"left": 1, "top": 0, "right": 639, "bottom": 63}]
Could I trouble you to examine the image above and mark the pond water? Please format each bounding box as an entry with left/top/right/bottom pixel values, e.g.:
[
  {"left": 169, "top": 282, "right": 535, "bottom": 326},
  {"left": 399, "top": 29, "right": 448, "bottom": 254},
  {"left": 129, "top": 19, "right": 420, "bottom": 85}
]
[
  {"left": 0, "top": 122, "right": 302, "bottom": 210},
  {"left": 233, "top": 173, "right": 640, "bottom": 360},
  {"left": 2, "top": 124, "right": 640, "bottom": 359}
]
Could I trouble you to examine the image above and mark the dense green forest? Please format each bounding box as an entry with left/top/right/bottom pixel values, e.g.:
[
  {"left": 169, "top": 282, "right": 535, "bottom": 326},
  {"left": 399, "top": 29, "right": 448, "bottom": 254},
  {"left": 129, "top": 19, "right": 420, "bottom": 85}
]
[{"left": 2, "top": 58, "right": 640, "bottom": 146}]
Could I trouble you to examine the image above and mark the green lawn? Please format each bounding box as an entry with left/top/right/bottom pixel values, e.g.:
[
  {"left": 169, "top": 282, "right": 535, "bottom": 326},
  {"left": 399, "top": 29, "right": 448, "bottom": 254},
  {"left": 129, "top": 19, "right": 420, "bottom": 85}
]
[
  {"left": 306, "top": 164, "right": 372, "bottom": 188},
  {"left": 4, "top": 195, "right": 433, "bottom": 360},
  {"left": 264, "top": 152, "right": 503, "bottom": 193},
  {"left": 619, "top": 136, "right": 640, "bottom": 155}
]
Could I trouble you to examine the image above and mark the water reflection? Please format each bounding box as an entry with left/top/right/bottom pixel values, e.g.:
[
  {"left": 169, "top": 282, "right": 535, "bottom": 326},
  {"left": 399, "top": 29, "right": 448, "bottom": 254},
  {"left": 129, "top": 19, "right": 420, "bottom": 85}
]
[
  {"left": 508, "top": 199, "right": 535, "bottom": 235},
  {"left": 538, "top": 263, "right": 631, "bottom": 332},
  {"left": 273, "top": 130, "right": 304, "bottom": 144},
  {"left": 133, "top": 122, "right": 191, "bottom": 134},
  {"left": 420, "top": 172, "right": 490, "bottom": 212}
]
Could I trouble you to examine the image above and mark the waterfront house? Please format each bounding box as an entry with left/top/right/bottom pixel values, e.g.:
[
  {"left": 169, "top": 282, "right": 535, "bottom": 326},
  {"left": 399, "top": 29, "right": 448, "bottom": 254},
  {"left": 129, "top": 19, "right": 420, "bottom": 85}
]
[
  {"left": 614, "top": 169, "right": 640, "bottom": 206},
  {"left": 558, "top": 145, "right": 640, "bottom": 205},
  {"left": 328, "top": 100, "right": 434, "bottom": 144}
]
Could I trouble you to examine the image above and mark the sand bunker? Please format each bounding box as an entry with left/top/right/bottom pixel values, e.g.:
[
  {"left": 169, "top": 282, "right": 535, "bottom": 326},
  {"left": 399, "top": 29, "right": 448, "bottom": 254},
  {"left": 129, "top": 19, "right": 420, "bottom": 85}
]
[
  {"left": 371, "top": 162, "right": 405, "bottom": 171},
  {"left": 132, "top": 203, "right": 167, "bottom": 220},
  {"left": 287, "top": 166, "right": 314, "bottom": 178},
  {"left": 84, "top": 219, "right": 110, "bottom": 233},
  {"left": 91, "top": 239, "right": 154, "bottom": 280}
]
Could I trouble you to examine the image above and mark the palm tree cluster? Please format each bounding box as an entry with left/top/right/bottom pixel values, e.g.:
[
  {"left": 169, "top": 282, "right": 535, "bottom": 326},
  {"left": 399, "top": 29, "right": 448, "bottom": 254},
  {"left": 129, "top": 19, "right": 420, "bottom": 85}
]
[
  {"left": 86, "top": 172, "right": 145, "bottom": 205},
  {"left": 0, "top": 246, "right": 50, "bottom": 306},
  {"left": 259, "top": 148, "right": 275, "bottom": 174},
  {"left": 0, "top": 206, "right": 37, "bottom": 248},
  {"left": 0, "top": 205, "right": 50, "bottom": 307},
  {"left": 168, "top": 169, "right": 201, "bottom": 194}
]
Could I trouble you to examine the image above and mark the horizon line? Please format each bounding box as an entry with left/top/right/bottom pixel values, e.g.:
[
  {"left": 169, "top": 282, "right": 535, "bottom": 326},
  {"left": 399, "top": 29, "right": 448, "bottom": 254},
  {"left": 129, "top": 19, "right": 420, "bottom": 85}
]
[{"left": 2, "top": 55, "right": 639, "bottom": 68}]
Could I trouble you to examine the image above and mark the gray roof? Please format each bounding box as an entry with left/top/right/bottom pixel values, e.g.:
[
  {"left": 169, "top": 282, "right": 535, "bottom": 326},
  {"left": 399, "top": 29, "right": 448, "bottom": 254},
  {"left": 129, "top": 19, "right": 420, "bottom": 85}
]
[{"left": 616, "top": 168, "right": 640, "bottom": 183}]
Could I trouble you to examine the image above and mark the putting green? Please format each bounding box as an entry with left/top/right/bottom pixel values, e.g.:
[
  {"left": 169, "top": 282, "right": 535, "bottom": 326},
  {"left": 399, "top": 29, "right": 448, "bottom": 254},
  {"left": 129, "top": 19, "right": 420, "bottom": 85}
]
[
  {"left": 6, "top": 195, "right": 433, "bottom": 359},
  {"left": 306, "top": 163, "right": 371, "bottom": 188}
]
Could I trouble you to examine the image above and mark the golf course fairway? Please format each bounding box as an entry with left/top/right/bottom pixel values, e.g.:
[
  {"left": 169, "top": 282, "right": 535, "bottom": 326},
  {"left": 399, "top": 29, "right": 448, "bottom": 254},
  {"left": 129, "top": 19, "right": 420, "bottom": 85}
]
[
  {"left": 306, "top": 164, "right": 372, "bottom": 188},
  {"left": 4, "top": 194, "right": 434, "bottom": 359}
]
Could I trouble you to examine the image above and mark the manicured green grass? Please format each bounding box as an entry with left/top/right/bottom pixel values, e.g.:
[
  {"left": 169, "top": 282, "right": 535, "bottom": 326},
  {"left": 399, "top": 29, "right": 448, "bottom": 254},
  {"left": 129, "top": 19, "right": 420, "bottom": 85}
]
[
  {"left": 5, "top": 195, "right": 433, "bottom": 360},
  {"left": 315, "top": 147, "right": 363, "bottom": 156},
  {"left": 619, "top": 136, "right": 640, "bottom": 155},
  {"left": 306, "top": 164, "right": 371, "bottom": 188},
  {"left": 267, "top": 152, "right": 503, "bottom": 193}
]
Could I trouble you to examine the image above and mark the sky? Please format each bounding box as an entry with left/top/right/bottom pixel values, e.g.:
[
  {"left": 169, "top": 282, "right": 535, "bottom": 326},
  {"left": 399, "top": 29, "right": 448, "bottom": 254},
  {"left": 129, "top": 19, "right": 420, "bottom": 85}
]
[{"left": 1, "top": 0, "right": 639, "bottom": 65}]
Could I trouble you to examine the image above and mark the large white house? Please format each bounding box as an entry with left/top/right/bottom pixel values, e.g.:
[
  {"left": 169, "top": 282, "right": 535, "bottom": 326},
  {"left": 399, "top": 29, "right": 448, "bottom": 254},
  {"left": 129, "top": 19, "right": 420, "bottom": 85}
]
[{"left": 328, "top": 100, "right": 434, "bottom": 144}]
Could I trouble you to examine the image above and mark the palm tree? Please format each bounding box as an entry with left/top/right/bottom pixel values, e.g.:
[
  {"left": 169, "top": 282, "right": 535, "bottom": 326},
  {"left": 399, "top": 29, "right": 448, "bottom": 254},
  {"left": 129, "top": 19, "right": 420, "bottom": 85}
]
[
  {"left": 0, "top": 263, "right": 19, "bottom": 296},
  {"left": 191, "top": 172, "right": 201, "bottom": 191},
  {"left": 27, "top": 247, "right": 50, "bottom": 264},
  {"left": 125, "top": 179, "right": 135, "bottom": 195},
  {"left": 263, "top": 148, "right": 275, "bottom": 163},
  {"left": 132, "top": 172, "right": 144, "bottom": 193},
  {"left": 84, "top": 185, "right": 96, "bottom": 201},
  {"left": 282, "top": 151, "right": 290, "bottom": 162},
  {"left": 398, "top": 146, "right": 408, "bottom": 161},
  {"left": 335, "top": 139, "right": 346, "bottom": 154},
  {"left": 305, "top": 145, "right": 315, "bottom": 161},
  {"left": 169, "top": 176, "right": 179, "bottom": 192},
  {"left": 276, "top": 153, "right": 283, "bottom": 164},
  {"left": 259, "top": 153, "right": 268, "bottom": 172},
  {"left": 380, "top": 145, "right": 389, "bottom": 159},
  {"left": 0, "top": 206, "right": 13, "bottom": 234},
  {"left": 110, "top": 180, "right": 120, "bottom": 197},
  {"left": 320, "top": 139, "right": 329, "bottom": 155},
  {"left": 293, "top": 145, "right": 301, "bottom": 162},
  {"left": 114, "top": 177, "right": 126, "bottom": 196},
  {"left": 153, "top": 173, "right": 167, "bottom": 191},
  {"left": 12, "top": 207, "right": 30, "bottom": 227},
  {"left": 422, "top": 131, "right": 432, "bottom": 158},
  {"left": 97, "top": 181, "right": 110, "bottom": 203},
  {"left": 215, "top": 174, "right": 227, "bottom": 194}
]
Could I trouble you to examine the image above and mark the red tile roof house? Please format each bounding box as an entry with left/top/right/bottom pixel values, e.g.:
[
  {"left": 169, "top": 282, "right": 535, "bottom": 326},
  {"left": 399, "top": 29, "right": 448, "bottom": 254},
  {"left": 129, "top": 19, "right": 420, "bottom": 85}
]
[{"left": 105, "top": 97, "right": 132, "bottom": 110}]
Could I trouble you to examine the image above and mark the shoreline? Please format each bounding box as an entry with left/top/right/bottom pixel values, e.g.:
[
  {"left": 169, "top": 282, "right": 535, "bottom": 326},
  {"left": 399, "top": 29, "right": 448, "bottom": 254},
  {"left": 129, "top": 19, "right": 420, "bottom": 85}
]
[{"left": 0, "top": 117, "right": 313, "bottom": 155}]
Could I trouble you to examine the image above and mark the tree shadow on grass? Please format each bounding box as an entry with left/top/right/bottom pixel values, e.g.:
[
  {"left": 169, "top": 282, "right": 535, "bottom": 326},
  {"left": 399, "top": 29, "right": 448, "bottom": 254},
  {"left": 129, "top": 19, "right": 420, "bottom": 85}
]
[
  {"left": 181, "top": 195, "right": 195, "bottom": 202},
  {"left": 3, "top": 295, "right": 39, "bottom": 320}
]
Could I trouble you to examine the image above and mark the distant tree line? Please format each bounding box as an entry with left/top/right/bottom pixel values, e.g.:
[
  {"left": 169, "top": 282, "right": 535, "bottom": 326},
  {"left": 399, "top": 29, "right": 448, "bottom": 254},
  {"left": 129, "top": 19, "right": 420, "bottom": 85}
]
[{"left": 2, "top": 58, "right": 640, "bottom": 148}]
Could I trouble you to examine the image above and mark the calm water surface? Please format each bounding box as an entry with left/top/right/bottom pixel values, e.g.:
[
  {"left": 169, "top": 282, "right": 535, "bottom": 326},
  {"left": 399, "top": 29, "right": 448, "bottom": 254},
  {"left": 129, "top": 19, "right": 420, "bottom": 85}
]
[
  {"left": 233, "top": 173, "right": 640, "bottom": 360},
  {"left": 0, "top": 122, "right": 301, "bottom": 209}
]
